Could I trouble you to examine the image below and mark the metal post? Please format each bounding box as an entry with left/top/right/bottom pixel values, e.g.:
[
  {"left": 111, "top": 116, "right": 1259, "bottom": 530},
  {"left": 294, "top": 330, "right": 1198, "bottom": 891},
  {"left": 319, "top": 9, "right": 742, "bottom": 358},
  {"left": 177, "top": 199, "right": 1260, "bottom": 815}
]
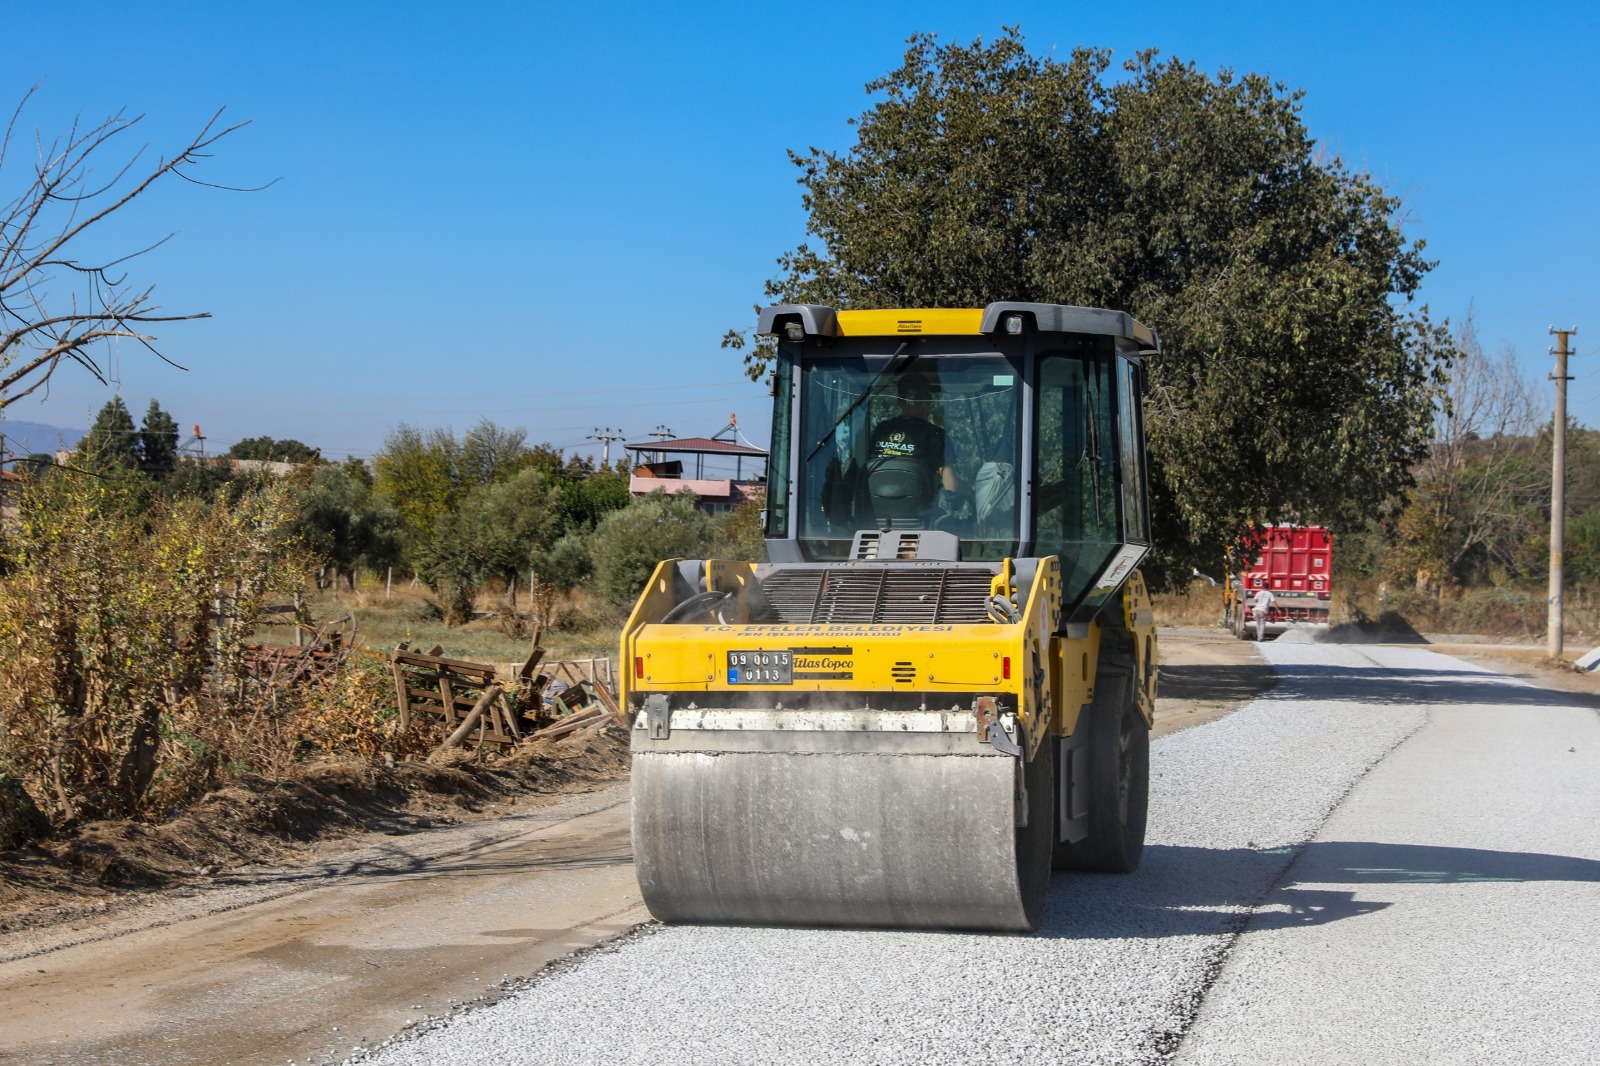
[
  {"left": 212, "top": 568, "right": 223, "bottom": 653},
  {"left": 1548, "top": 326, "right": 1578, "bottom": 659}
]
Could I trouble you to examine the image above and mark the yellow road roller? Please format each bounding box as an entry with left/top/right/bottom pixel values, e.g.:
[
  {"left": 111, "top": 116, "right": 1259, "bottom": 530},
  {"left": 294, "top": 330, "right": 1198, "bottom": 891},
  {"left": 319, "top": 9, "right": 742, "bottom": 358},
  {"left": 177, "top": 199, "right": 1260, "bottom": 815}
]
[{"left": 620, "top": 302, "right": 1159, "bottom": 932}]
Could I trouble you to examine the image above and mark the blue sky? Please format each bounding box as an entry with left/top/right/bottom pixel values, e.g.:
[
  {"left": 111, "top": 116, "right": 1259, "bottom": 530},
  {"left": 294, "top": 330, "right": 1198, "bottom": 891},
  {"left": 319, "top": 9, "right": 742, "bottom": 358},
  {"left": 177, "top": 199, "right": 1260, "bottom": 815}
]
[{"left": 3, "top": 0, "right": 1596, "bottom": 465}]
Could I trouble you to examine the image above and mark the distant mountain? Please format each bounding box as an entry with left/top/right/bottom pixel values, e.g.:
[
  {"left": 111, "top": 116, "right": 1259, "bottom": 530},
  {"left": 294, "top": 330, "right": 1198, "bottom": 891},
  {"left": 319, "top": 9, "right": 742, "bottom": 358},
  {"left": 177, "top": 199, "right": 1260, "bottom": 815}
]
[{"left": 0, "top": 420, "right": 85, "bottom": 456}]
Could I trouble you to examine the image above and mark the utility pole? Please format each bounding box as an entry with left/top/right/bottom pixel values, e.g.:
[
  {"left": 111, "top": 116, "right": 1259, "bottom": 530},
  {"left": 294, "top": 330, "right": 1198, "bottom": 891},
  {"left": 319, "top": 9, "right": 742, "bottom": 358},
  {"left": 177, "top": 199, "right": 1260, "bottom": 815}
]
[
  {"left": 588, "top": 427, "right": 625, "bottom": 466},
  {"left": 1548, "top": 326, "right": 1578, "bottom": 659},
  {"left": 647, "top": 425, "right": 675, "bottom": 465}
]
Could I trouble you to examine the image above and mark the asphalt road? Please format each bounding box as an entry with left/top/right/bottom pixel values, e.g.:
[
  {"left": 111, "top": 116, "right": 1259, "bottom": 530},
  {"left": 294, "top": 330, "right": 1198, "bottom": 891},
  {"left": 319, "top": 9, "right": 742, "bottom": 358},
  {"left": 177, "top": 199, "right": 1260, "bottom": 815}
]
[
  {"left": 1178, "top": 638, "right": 1600, "bottom": 1064},
  {"left": 365, "top": 639, "right": 1600, "bottom": 1066}
]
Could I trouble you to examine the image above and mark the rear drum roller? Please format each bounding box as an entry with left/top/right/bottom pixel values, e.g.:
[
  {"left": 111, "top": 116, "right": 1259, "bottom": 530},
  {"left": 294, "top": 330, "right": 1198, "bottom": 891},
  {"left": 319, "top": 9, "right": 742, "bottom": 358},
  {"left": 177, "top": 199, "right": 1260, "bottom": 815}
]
[{"left": 1054, "top": 664, "right": 1150, "bottom": 873}]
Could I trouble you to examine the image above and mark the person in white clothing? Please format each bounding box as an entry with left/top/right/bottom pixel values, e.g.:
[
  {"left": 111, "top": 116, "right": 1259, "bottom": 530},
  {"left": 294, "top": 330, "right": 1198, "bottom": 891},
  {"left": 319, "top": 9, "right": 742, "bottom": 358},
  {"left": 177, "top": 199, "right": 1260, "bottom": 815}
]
[{"left": 1251, "top": 586, "right": 1276, "bottom": 641}]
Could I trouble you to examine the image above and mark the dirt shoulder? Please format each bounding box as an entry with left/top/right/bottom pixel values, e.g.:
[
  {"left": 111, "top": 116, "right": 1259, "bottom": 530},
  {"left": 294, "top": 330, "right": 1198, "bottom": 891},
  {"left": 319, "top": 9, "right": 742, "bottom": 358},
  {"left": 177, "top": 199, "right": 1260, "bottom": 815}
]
[
  {"left": 1398, "top": 637, "right": 1600, "bottom": 709},
  {"left": 0, "top": 777, "right": 644, "bottom": 1066},
  {"left": 1, "top": 728, "right": 638, "bottom": 1066},
  {"left": 1154, "top": 625, "right": 1276, "bottom": 737},
  {"left": 0, "top": 729, "right": 629, "bottom": 936}
]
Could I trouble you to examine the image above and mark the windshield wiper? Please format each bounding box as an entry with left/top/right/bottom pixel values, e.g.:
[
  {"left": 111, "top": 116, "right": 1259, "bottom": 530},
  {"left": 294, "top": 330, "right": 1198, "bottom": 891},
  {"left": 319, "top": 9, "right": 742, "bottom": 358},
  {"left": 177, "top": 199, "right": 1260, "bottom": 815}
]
[
  {"left": 805, "top": 341, "right": 917, "bottom": 462},
  {"left": 1082, "top": 403, "right": 1104, "bottom": 526}
]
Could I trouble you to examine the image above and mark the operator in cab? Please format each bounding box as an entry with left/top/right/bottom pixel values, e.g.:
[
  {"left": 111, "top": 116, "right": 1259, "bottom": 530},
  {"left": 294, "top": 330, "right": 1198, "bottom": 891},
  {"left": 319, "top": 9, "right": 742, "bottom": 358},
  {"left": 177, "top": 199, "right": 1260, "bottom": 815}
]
[{"left": 862, "top": 374, "right": 966, "bottom": 524}]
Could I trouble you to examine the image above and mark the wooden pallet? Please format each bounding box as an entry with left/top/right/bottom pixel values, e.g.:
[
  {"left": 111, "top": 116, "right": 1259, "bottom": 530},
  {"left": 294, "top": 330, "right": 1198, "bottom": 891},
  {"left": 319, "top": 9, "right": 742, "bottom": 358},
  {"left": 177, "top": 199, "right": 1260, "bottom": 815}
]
[{"left": 389, "top": 643, "right": 523, "bottom": 748}]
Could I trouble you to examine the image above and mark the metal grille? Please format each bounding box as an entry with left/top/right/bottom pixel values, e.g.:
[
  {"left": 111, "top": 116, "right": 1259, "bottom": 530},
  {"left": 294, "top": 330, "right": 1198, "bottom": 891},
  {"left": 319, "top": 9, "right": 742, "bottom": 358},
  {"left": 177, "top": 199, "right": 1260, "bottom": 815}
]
[{"left": 760, "top": 567, "right": 994, "bottom": 625}]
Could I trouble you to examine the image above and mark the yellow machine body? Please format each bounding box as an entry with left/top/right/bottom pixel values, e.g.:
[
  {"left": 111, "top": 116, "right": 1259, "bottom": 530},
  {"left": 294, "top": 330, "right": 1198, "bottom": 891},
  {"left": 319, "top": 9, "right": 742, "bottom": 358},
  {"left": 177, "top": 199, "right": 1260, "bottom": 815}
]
[
  {"left": 624, "top": 303, "right": 1160, "bottom": 932},
  {"left": 622, "top": 560, "right": 1159, "bottom": 747}
]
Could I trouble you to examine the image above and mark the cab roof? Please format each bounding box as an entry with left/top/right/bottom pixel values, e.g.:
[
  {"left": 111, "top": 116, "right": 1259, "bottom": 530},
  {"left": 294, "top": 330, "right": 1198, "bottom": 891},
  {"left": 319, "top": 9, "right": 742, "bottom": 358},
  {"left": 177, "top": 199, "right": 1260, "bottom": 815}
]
[{"left": 757, "top": 302, "right": 1160, "bottom": 353}]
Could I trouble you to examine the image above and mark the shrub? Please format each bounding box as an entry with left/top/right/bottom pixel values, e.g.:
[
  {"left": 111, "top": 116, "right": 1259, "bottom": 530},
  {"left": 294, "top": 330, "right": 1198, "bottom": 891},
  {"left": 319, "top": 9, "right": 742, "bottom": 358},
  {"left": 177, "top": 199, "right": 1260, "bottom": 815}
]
[
  {"left": 286, "top": 656, "right": 432, "bottom": 761},
  {"left": 0, "top": 472, "right": 303, "bottom": 824},
  {"left": 714, "top": 495, "right": 768, "bottom": 563},
  {"left": 590, "top": 491, "right": 719, "bottom": 607},
  {"left": 539, "top": 531, "right": 594, "bottom": 592}
]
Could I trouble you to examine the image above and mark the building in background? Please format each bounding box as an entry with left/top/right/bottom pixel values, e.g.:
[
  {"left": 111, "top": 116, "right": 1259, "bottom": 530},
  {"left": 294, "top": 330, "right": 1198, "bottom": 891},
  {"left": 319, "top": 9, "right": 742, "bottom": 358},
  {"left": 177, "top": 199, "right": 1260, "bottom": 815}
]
[{"left": 626, "top": 416, "right": 766, "bottom": 514}]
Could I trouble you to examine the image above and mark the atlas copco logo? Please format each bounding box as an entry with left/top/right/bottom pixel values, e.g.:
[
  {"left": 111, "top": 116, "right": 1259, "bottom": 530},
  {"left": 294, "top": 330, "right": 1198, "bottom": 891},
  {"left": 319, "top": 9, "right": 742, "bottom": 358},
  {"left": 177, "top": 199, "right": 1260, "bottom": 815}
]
[{"left": 795, "top": 655, "right": 852, "bottom": 671}]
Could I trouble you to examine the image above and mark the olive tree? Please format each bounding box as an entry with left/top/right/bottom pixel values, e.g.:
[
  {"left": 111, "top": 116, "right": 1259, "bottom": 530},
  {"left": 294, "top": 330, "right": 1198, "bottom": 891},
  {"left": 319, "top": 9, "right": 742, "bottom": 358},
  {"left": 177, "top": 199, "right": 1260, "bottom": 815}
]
[{"left": 590, "top": 490, "right": 720, "bottom": 607}]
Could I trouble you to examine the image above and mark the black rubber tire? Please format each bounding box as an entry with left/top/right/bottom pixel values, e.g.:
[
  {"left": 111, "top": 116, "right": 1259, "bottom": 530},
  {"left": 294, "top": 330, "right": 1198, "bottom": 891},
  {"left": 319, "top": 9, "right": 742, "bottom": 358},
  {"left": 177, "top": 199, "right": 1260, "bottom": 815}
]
[
  {"left": 1015, "top": 741, "right": 1055, "bottom": 931},
  {"left": 1053, "top": 665, "right": 1150, "bottom": 873}
]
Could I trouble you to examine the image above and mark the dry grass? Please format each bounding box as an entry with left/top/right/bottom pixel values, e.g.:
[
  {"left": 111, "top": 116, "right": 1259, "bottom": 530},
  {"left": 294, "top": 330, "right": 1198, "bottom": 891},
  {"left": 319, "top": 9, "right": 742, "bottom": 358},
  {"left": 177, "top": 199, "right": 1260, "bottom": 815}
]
[
  {"left": 0, "top": 476, "right": 300, "bottom": 826},
  {"left": 279, "top": 578, "right": 622, "bottom": 668},
  {"left": 1151, "top": 581, "right": 1227, "bottom": 629},
  {"left": 0, "top": 467, "right": 636, "bottom": 857},
  {"left": 1337, "top": 578, "right": 1600, "bottom": 642}
]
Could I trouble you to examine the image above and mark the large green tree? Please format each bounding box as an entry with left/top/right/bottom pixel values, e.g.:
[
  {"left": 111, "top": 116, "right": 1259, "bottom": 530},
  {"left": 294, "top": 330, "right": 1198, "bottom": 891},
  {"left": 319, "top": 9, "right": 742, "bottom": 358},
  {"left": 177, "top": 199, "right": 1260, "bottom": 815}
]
[
  {"left": 446, "top": 466, "right": 564, "bottom": 610},
  {"left": 731, "top": 31, "right": 1453, "bottom": 579},
  {"left": 371, "top": 424, "right": 464, "bottom": 553}
]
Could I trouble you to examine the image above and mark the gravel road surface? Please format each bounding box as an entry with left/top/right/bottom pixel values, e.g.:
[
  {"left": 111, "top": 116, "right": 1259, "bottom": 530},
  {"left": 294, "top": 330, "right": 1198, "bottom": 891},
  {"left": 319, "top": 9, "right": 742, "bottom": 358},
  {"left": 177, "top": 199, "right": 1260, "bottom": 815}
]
[{"left": 363, "top": 639, "right": 1598, "bottom": 1065}]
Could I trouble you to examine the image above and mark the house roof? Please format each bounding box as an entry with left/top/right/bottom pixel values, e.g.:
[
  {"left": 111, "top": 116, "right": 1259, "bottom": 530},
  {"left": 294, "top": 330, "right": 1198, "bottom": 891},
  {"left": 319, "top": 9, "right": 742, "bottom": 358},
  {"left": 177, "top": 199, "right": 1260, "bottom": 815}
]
[{"left": 624, "top": 436, "right": 766, "bottom": 457}]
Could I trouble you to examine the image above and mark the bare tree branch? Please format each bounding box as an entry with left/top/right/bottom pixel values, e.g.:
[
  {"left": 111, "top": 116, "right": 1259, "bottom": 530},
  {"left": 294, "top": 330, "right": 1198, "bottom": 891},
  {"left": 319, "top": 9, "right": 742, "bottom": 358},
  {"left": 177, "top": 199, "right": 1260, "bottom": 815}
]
[
  {"left": 1408, "top": 308, "right": 1546, "bottom": 581},
  {"left": 0, "top": 93, "right": 261, "bottom": 418}
]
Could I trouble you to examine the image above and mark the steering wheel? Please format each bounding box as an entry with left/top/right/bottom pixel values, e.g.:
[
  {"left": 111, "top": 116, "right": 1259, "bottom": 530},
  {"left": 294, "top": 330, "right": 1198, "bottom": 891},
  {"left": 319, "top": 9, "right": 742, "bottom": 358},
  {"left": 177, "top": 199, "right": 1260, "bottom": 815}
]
[{"left": 661, "top": 591, "right": 733, "bottom": 625}]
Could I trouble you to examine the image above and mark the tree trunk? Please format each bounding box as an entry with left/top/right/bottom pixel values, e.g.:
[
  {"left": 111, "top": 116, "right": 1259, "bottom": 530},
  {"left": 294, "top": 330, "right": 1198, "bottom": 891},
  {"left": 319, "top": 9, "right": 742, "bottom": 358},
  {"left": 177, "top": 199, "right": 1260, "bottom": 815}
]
[
  {"left": 0, "top": 771, "right": 51, "bottom": 848},
  {"left": 116, "top": 704, "right": 162, "bottom": 812}
]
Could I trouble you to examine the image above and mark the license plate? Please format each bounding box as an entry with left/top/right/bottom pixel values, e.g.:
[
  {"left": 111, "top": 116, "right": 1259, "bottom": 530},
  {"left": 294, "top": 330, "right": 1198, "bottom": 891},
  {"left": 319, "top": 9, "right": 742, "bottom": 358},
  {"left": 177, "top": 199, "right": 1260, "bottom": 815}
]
[{"left": 726, "top": 650, "right": 793, "bottom": 685}]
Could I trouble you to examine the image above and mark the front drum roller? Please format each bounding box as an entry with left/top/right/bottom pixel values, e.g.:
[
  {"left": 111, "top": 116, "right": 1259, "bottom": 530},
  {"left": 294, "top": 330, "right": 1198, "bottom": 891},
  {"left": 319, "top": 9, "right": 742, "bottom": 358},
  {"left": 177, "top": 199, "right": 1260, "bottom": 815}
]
[{"left": 632, "top": 711, "right": 1054, "bottom": 933}]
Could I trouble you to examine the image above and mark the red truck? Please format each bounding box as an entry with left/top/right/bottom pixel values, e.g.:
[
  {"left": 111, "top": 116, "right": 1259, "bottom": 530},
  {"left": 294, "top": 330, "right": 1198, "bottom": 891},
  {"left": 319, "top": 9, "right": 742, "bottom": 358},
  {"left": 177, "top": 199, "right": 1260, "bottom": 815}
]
[{"left": 1223, "top": 525, "right": 1333, "bottom": 640}]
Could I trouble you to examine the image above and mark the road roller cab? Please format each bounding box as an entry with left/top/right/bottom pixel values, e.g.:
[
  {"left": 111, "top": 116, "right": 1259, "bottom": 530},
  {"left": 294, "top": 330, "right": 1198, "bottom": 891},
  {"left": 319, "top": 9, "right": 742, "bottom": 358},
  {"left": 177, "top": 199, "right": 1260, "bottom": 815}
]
[{"left": 621, "top": 302, "right": 1160, "bottom": 932}]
